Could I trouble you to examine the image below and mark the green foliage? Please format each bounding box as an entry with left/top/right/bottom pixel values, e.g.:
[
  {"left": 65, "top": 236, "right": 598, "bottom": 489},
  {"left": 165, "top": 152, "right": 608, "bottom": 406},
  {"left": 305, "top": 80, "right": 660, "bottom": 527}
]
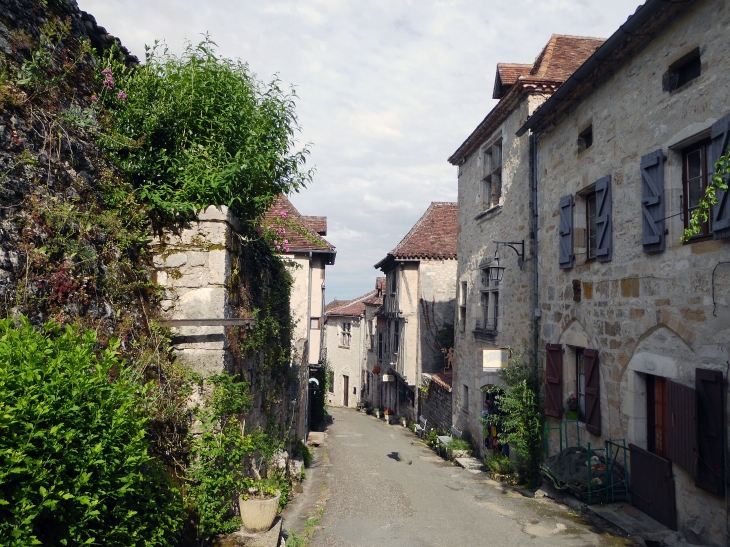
[
  {"left": 484, "top": 452, "right": 514, "bottom": 475},
  {"left": 296, "top": 440, "right": 313, "bottom": 468},
  {"left": 100, "top": 38, "right": 312, "bottom": 226},
  {"left": 482, "top": 350, "right": 542, "bottom": 484},
  {"left": 683, "top": 153, "right": 730, "bottom": 242},
  {"left": 448, "top": 439, "right": 472, "bottom": 452},
  {"left": 435, "top": 321, "right": 455, "bottom": 350},
  {"left": 427, "top": 429, "right": 440, "bottom": 449},
  {"left": 0, "top": 318, "right": 182, "bottom": 547}
]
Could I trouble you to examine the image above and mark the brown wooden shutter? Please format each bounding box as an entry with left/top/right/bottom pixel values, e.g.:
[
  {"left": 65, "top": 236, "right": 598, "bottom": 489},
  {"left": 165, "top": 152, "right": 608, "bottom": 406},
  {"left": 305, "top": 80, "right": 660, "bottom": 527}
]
[
  {"left": 710, "top": 113, "right": 730, "bottom": 240},
  {"left": 695, "top": 368, "right": 725, "bottom": 496},
  {"left": 595, "top": 176, "right": 612, "bottom": 262},
  {"left": 666, "top": 379, "right": 697, "bottom": 478},
  {"left": 583, "top": 349, "right": 601, "bottom": 436},
  {"left": 640, "top": 150, "right": 667, "bottom": 253},
  {"left": 545, "top": 344, "right": 563, "bottom": 418}
]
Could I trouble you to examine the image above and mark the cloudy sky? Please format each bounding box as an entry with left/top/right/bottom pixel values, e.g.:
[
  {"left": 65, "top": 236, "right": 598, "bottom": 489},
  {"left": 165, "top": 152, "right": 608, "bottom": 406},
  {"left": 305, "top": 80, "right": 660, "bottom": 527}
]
[{"left": 78, "top": 0, "right": 642, "bottom": 301}]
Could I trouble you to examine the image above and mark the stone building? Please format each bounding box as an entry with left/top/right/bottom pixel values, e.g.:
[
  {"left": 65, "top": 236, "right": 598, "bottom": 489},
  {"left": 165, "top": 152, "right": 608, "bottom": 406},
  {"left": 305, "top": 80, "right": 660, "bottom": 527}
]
[
  {"left": 518, "top": 0, "right": 730, "bottom": 543},
  {"left": 447, "top": 35, "right": 604, "bottom": 455},
  {"left": 263, "top": 194, "right": 336, "bottom": 369},
  {"left": 374, "top": 202, "right": 458, "bottom": 422},
  {"left": 363, "top": 278, "right": 386, "bottom": 409},
  {"left": 323, "top": 283, "right": 381, "bottom": 409}
]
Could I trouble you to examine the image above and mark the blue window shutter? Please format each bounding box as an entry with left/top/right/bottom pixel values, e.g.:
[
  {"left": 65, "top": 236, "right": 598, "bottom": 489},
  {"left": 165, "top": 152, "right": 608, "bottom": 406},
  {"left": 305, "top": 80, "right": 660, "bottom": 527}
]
[
  {"left": 710, "top": 113, "right": 730, "bottom": 240},
  {"left": 559, "top": 195, "right": 574, "bottom": 269},
  {"left": 641, "top": 150, "right": 667, "bottom": 253},
  {"left": 595, "top": 175, "right": 612, "bottom": 262}
]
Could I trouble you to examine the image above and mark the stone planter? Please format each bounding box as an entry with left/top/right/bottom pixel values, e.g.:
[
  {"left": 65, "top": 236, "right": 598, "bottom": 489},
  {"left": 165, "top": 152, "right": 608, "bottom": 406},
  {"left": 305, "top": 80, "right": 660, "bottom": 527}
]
[
  {"left": 239, "top": 491, "right": 281, "bottom": 533},
  {"left": 450, "top": 449, "right": 472, "bottom": 460}
]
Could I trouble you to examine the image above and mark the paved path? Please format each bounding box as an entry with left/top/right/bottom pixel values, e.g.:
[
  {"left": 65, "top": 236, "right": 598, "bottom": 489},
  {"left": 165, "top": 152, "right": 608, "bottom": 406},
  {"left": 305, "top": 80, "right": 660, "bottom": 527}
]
[{"left": 303, "top": 407, "right": 636, "bottom": 547}]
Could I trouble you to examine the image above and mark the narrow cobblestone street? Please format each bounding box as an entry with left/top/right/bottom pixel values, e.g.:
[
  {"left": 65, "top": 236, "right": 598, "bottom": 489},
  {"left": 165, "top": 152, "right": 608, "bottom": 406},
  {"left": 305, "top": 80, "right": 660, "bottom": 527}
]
[{"left": 294, "top": 407, "right": 636, "bottom": 547}]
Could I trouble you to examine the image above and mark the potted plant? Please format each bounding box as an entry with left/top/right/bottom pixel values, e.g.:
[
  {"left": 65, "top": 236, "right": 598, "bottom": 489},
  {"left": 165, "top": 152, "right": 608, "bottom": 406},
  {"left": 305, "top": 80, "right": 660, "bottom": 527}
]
[
  {"left": 372, "top": 365, "right": 381, "bottom": 375},
  {"left": 565, "top": 392, "right": 580, "bottom": 420},
  {"left": 384, "top": 408, "right": 395, "bottom": 424},
  {"left": 400, "top": 416, "right": 408, "bottom": 427},
  {"left": 374, "top": 407, "right": 382, "bottom": 419},
  {"left": 239, "top": 480, "right": 281, "bottom": 533}
]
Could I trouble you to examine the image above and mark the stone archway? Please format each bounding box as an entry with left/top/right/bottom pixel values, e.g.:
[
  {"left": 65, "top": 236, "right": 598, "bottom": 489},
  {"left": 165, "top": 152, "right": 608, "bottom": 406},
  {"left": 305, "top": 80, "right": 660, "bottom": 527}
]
[{"left": 618, "top": 325, "right": 694, "bottom": 449}]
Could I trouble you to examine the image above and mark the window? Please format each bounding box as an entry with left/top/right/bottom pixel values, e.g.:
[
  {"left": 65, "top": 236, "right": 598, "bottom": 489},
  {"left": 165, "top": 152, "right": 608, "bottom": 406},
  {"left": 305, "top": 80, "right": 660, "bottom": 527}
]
[
  {"left": 327, "top": 369, "right": 334, "bottom": 393},
  {"left": 389, "top": 271, "right": 397, "bottom": 293},
  {"left": 646, "top": 374, "right": 668, "bottom": 459},
  {"left": 377, "top": 331, "right": 384, "bottom": 360},
  {"left": 393, "top": 320, "right": 400, "bottom": 353},
  {"left": 310, "top": 317, "right": 320, "bottom": 330},
  {"left": 481, "top": 140, "right": 502, "bottom": 210},
  {"left": 340, "top": 322, "right": 351, "bottom": 348},
  {"left": 579, "top": 125, "right": 593, "bottom": 151},
  {"left": 663, "top": 48, "right": 701, "bottom": 92},
  {"left": 368, "top": 320, "right": 374, "bottom": 351},
  {"left": 683, "top": 140, "right": 711, "bottom": 239},
  {"left": 576, "top": 349, "right": 586, "bottom": 421},
  {"left": 586, "top": 190, "right": 597, "bottom": 261},
  {"left": 462, "top": 384, "right": 469, "bottom": 412},
  {"left": 478, "top": 267, "right": 499, "bottom": 331},
  {"left": 459, "top": 281, "right": 467, "bottom": 332}
]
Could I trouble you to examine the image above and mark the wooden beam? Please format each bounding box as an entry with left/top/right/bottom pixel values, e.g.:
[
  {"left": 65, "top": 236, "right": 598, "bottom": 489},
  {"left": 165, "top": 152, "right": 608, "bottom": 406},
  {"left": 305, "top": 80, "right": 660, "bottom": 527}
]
[{"left": 158, "top": 318, "right": 256, "bottom": 327}]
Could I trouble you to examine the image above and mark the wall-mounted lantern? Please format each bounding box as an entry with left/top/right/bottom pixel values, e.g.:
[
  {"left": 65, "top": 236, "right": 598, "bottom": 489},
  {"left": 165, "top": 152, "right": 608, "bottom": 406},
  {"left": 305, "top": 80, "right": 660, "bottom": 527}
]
[{"left": 490, "top": 240, "right": 526, "bottom": 281}]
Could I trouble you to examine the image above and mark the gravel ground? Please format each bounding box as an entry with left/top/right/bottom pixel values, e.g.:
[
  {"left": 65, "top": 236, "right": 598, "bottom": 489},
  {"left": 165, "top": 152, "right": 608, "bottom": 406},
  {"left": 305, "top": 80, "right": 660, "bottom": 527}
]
[{"left": 306, "top": 407, "right": 637, "bottom": 547}]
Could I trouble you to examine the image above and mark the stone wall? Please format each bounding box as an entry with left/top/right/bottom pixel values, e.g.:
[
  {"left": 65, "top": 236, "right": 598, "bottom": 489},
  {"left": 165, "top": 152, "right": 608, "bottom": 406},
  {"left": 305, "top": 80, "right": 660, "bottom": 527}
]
[
  {"left": 535, "top": 1, "right": 730, "bottom": 544},
  {"left": 417, "top": 259, "right": 457, "bottom": 374},
  {"left": 420, "top": 377, "right": 452, "bottom": 434},
  {"left": 452, "top": 95, "right": 542, "bottom": 455}
]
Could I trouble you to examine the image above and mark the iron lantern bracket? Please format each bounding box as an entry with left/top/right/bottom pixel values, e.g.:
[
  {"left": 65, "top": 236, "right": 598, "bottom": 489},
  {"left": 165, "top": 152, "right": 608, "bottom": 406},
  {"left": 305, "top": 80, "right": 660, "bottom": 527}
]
[{"left": 493, "top": 240, "right": 525, "bottom": 269}]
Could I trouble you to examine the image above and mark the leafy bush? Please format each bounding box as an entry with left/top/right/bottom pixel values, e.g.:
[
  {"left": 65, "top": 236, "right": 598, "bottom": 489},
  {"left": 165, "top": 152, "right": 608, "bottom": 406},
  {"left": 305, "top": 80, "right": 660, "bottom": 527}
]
[
  {"left": 485, "top": 452, "right": 513, "bottom": 475},
  {"left": 295, "top": 439, "right": 313, "bottom": 468},
  {"left": 101, "top": 38, "right": 312, "bottom": 226},
  {"left": 427, "top": 429, "right": 440, "bottom": 449},
  {"left": 0, "top": 319, "right": 182, "bottom": 547},
  {"left": 449, "top": 439, "right": 472, "bottom": 452}
]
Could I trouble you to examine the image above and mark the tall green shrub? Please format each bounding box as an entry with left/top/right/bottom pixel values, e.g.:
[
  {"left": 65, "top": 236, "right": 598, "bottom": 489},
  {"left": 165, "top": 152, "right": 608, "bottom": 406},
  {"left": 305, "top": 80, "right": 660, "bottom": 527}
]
[
  {"left": 100, "top": 38, "right": 312, "bottom": 226},
  {"left": 0, "top": 319, "right": 182, "bottom": 546}
]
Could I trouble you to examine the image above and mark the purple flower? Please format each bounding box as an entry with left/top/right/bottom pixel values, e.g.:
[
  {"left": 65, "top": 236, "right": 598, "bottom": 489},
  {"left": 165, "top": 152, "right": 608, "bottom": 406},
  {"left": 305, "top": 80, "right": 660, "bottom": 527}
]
[
  {"left": 91, "top": 94, "right": 98, "bottom": 103},
  {"left": 101, "top": 68, "right": 112, "bottom": 77},
  {"left": 103, "top": 75, "right": 114, "bottom": 90},
  {"left": 116, "top": 90, "right": 127, "bottom": 102}
]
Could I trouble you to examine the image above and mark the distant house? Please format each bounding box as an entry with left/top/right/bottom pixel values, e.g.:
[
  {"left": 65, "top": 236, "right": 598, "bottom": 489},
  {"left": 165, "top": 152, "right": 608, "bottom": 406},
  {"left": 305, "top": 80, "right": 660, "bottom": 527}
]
[
  {"left": 374, "top": 202, "right": 458, "bottom": 422},
  {"left": 324, "top": 280, "right": 383, "bottom": 408},
  {"left": 263, "top": 194, "right": 336, "bottom": 368},
  {"left": 448, "top": 34, "right": 604, "bottom": 456}
]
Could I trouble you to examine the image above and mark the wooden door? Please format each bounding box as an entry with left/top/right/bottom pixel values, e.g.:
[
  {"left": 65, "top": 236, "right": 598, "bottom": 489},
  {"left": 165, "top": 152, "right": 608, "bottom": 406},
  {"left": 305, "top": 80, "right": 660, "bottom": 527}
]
[
  {"left": 629, "top": 443, "right": 677, "bottom": 530},
  {"left": 343, "top": 375, "right": 349, "bottom": 407}
]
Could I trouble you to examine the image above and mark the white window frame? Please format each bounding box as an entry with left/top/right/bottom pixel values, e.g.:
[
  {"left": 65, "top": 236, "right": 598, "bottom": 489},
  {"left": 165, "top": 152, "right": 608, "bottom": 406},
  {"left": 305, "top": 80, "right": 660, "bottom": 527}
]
[
  {"left": 481, "top": 137, "right": 502, "bottom": 210},
  {"left": 340, "top": 322, "right": 351, "bottom": 348},
  {"left": 479, "top": 267, "right": 499, "bottom": 331}
]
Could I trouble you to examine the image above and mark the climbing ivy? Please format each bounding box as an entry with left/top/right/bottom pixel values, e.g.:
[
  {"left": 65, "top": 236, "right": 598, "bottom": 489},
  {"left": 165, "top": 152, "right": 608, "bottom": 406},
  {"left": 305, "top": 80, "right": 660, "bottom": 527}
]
[{"left": 682, "top": 153, "right": 729, "bottom": 242}]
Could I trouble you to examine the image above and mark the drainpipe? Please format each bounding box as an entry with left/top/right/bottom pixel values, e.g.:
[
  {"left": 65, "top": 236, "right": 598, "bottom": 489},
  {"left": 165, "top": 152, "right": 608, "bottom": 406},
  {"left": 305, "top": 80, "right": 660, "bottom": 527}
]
[
  {"left": 304, "top": 251, "right": 313, "bottom": 440},
  {"left": 531, "top": 132, "right": 541, "bottom": 390}
]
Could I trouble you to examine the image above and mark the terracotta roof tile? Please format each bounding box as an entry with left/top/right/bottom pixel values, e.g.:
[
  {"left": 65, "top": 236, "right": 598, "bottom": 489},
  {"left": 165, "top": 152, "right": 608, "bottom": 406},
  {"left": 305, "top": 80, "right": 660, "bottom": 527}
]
[
  {"left": 530, "top": 35, "right": 605, "bottom": 81},
  {"left": 432, "top": 371, "right": 453, "bottom": 392},
  {"left": 263, "top": 195, "right": 335, "bottom": 252},
  {"left": 376, "top": 203, "right": 458, "bottom": 266},
  {"left": 493, "top": 63, "right": 532, "bottom": 99},
  {"left": 326, "top": 289, "right": 379, "bottom": 317},
  {"left": 301, "top": 216, "right": 327, "bottom": 236}
]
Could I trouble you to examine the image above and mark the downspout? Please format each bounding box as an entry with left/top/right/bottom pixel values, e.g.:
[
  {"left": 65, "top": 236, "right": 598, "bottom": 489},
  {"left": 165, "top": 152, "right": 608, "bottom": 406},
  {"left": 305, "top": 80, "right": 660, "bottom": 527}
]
[
  {"left": 304, "top": 251, "right": 313, "bottom": 440},
  {"left": 531, "top": 132, "right": 540, "bottom": 390},
  {"left": 306, "top": 251, "right": 313, "bottom": 364}
]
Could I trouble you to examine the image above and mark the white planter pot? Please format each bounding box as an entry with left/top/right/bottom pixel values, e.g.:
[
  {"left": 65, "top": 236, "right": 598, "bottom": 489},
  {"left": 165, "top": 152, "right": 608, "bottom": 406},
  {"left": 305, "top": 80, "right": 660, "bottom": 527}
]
[{"left": 239, "top": 491, "right": 281, "bottom": 533}]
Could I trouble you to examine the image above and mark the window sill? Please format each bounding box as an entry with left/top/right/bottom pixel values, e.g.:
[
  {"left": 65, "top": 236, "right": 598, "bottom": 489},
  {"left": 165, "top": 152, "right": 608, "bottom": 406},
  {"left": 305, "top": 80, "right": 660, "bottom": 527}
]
[
  {"left": 474, "top": 205, "right": 502, "bottom": 222},
  {"left": 473, "top": 328, "right": 498, "bottom": 341},
  {"left": 338, "top": 345, "right": 350, "bottom": 350}
]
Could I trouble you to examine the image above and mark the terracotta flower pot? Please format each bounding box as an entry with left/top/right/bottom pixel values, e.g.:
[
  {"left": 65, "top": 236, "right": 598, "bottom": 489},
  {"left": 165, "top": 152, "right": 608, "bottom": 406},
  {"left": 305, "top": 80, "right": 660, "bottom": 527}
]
[
  {"left": 372, "top": 365, "right": 381, "bottom": 375},
  {"left": 239, "top": 490, "right": 281, "bottom": 533}
]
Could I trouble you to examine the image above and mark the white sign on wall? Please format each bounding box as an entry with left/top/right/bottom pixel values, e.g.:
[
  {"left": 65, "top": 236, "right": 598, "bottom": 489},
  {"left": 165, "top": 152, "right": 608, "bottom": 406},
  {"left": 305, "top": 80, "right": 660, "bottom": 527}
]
[{"left": 482, "top": 349, "right": 508, "bottom": 371}]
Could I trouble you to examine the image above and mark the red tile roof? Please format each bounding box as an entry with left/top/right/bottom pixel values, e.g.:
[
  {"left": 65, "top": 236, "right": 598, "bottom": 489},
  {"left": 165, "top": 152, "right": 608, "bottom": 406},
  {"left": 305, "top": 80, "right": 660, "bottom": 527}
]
[
  {"left": 263, "top": 195, "right": 335, "bottom": 252},
  {"left": 450, "top": 34, "right": 604, "bottom": 164},
  {"left": 376, "top": 203, "right": 457, "bottom": 267},
  {"left": 326, "top": 289, "right": 378, "bottom": 318},
  {"left": 302, "top": 216, "right": 327, "bottom": 236},
  {"left": 432, "top": 371, "right": 453, "bottom": 392},
  {"left": 530, "top": 35, "right": 605, "bottom": 81}
]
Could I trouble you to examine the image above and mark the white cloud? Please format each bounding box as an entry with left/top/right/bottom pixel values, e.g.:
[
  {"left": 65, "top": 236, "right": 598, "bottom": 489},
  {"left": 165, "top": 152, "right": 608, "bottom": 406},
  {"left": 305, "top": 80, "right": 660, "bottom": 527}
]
[{"left": 78, "top": 0, "right": 641, "bottom": 300}]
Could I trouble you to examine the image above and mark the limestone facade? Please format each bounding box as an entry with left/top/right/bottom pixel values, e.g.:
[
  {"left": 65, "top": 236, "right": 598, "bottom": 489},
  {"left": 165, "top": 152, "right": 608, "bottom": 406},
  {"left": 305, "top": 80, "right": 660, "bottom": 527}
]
[
  {"left": 375, "top": 202, "right": 458, "bottom": 422},
  {"left": 523, "top": 1, "right": 730, "bottom": 543}
]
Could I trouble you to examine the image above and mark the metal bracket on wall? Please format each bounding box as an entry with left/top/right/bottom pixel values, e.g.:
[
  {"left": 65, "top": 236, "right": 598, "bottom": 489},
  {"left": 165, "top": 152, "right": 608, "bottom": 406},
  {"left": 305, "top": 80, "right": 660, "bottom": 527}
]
[{"left": 493, "top": 240, "right": 526, "bottom": 269}]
